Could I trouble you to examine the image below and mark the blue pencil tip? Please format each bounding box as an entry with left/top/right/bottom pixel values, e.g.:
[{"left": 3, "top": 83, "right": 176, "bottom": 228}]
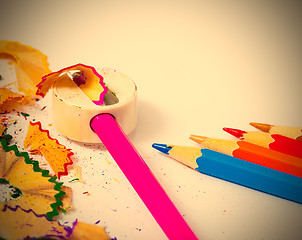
[{"left": 152, "top": 143, "right": 172, "bottom": 154}]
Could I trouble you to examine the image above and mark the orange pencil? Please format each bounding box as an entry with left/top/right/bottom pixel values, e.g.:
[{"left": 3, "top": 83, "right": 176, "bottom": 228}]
[
  {"left": 250, "top": 122, "right": 302, "bottom": 141},
  {"left": 223, "top": 127, "right": 302, "bottom": 159},
  {"left": 189, "top": 135, "right": 302, "bottom": 178}
]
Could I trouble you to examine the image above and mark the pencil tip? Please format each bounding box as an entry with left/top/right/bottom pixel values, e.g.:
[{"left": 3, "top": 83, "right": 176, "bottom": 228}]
[
  {"left": 152, "top": 143, "right": 172, "bottom": 154},
  {"left": 189, "top": 135, "right": 207, "bottom": 144},
  {"left": 249, "top": 122, "right": 271, "bottom": 132},
  {"left": 223, "top": 127, "right": 246, "bottom": 139}
]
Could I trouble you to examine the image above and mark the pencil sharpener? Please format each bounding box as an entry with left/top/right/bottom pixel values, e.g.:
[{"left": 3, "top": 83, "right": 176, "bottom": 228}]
[{"left": 52, "top": 68, "right": 137, "bottom": 143}]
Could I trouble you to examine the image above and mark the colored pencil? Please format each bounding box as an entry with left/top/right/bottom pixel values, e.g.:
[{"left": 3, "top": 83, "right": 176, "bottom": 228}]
[
  {"left": 223, "top": 127, "right": 302, "bottom": 158},
  {"left": 152, "top": 143, "right": 302, "bottom": 204},
  {"left": 189, "top": 135, "right": 302, "bottom": 178},
  {"left": 250, "top": 122, "right": 302, "bottom": 141},
  {"left": 91, "top": 114, "right": 197, "bottom": 240}
]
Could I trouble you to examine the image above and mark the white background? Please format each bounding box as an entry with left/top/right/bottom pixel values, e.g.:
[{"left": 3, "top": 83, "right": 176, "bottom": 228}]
[{"left": 1, "top": 0, "right": 302, "bottom": 239}]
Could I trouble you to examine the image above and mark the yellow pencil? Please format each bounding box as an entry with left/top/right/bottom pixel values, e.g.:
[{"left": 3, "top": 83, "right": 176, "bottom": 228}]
[
  {"left": 152, "top": 143, "right": 302, "bottom": 204},
  {"left": 250, "top": 122, "right": 302, "bottom": 141},
  {"left": 189, "top": 135, "right": 302, "bottom": 178},
  {"left": 223, "top": 127, "right": 302, "bottom": 158}
]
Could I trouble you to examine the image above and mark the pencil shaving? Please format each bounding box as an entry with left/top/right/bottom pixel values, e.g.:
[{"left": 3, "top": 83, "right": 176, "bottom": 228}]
[
  {"left": 24, "top": 121, "right": 74, "bottom": 179},
  {"left": 0, "top": 40, "right": 51, "bottom": 95}
]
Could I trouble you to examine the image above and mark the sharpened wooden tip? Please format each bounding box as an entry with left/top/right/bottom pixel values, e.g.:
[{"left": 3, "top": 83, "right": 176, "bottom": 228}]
[
  {"left": 189, "top": 135, "right": 207, "bottom": 144},
  {"left": 249, "top": 122, "right": 272, "bottom": 132}
]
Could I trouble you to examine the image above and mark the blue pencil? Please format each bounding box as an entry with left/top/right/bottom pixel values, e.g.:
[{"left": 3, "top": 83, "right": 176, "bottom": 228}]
[{"left": 152, "top": 143, "right": 302, "bottom": 204}]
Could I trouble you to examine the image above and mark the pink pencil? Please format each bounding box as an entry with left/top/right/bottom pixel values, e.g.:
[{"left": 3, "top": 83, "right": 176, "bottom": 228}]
[
  {"left": 39, "top": 64, "right": 197, "bottom": 239},
  {"left": 91, "top": 114, "right": 197, "bottom": 240}
]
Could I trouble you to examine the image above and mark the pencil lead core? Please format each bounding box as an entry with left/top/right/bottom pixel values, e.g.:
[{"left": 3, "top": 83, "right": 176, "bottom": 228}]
[
  {"left": 189, "top": 135, "right": 207, "bottom": 144},
  {"left": 103, "top": 84, "right": 119, "bottom": 106},
  {"left": 152, "top": 143, "right": 172, "bottom": 154},
  {"left": 249, "top": 122, "right": 271, "bottom": 132},
  {"left": 223, "top": 128, "right": 246, "bottom": 139}
]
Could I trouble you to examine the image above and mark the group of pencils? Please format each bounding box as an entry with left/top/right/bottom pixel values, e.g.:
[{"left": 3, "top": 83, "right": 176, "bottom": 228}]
[{"left": 153, "top": 122, "right": 302, "bottom": 204}]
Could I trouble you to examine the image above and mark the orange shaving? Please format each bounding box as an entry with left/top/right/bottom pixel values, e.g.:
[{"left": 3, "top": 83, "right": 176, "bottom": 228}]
[
  {"left": 24, "top": 121, "right": 74, "bottom": 179},
  {"left": 0, "top": 205, "right": 111, "bottom": 240},
  {"left": 71, "top": 221, "right": 111, "bottom": 240},
  {"left": 0, "top": 88, "right": 23, "bottom": 104},
  {"left": 36, "top": 63, "right": 107, "bottom": 105},
  {"left": 0, "top": 123, "right": 5, "bottom": 136},
  {"left": 0, "top": 87, "right": 32, "bottom": 113},
  {"left": 0, "top": 144, "right": 71, "bottom": 217},
  {"left": 0, "top": 205, "right": 72, "bottom": 239},
  {"left": 0, "top": 40, "right": 51, "bottom": 95}
]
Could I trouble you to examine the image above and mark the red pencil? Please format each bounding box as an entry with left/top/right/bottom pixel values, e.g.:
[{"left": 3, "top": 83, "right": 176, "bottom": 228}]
[
  {"left": 189, "top": 135, "right": 302, "bottom": 178},
  {"left": 250, "top": 122, "right": 302, "bottom": 141},
  {"left": 223, "top": 127, "right": 302, "bottom": 158}
]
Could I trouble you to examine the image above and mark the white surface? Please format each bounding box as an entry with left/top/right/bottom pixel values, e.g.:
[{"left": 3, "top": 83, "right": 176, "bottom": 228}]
[{"left": 1, "top": 1, "right": 302, "bottom": 239}]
